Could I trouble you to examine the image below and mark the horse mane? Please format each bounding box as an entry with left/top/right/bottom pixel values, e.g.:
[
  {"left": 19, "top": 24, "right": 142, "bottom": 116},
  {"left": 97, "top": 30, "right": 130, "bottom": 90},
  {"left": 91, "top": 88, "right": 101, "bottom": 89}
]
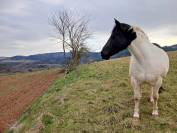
[{"left": 132, "top": 26, "right": 150, "bottom": 42}]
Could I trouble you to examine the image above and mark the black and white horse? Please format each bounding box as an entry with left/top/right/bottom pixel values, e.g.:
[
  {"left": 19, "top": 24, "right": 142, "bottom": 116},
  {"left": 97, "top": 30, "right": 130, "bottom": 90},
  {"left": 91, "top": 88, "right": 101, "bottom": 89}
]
[{"left": 101, "top": 19, "right": 169, "bottom": 118}]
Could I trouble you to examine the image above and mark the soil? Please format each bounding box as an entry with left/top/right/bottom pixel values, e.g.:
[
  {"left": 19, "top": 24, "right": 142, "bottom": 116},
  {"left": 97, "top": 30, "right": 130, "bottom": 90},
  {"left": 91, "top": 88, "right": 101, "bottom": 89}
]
[{"left": 0, "top": 69, "right": 63, "bottom": 132}]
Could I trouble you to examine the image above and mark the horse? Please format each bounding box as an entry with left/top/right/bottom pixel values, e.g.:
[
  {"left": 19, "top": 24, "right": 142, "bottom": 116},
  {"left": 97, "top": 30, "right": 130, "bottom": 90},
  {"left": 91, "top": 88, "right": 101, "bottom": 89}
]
[{"left": 101, "top": 19, "right": 169, "bottom": 118}]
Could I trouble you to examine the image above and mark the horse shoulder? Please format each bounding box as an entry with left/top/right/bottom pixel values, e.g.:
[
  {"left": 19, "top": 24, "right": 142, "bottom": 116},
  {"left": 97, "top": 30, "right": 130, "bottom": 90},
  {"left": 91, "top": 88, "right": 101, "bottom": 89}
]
[{"left": 151, "top": 45, "right": 169, "bottom": 70}]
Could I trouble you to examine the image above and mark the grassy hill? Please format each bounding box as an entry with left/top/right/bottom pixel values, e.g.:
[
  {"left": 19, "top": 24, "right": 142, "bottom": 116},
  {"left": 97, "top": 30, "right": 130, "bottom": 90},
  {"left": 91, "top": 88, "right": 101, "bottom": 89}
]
[{"left": 8, "top": 51, "right": 177, "bottom": 133}]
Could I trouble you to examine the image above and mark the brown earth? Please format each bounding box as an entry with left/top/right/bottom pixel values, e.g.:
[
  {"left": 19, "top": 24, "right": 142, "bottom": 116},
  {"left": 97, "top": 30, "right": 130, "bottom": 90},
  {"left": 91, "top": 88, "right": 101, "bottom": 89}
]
[{"left": 0, "top": 69, "right": 64, "bottom": 132}]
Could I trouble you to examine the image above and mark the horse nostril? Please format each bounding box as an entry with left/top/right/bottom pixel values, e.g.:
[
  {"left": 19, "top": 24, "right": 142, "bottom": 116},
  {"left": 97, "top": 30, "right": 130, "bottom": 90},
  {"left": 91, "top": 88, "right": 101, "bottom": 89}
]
[
  {"left": 101, "top": 51, "right": 107, "bottom": 56},
  {"left": 101, "top": 51, "right": 110, "bottom": 60}
]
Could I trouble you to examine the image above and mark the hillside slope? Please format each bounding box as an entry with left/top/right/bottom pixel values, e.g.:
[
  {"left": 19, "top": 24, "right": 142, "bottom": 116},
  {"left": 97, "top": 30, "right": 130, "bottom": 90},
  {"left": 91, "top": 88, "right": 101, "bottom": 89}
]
[{"left": 8, "top": 51, "right": 177, "bottom": 133}]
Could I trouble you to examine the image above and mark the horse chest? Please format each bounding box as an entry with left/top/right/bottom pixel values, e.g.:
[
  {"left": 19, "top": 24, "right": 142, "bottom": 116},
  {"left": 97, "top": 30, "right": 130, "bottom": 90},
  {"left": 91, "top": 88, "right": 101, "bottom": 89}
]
[{"left": 129, "top": 58, "right": 162, "bottom": 82}]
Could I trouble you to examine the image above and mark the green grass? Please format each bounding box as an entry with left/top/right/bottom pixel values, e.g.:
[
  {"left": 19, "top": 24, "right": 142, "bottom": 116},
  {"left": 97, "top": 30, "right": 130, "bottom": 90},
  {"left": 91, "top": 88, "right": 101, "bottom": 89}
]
[{"left": 8, "top": 51, "right": 177, "bottom": 133}]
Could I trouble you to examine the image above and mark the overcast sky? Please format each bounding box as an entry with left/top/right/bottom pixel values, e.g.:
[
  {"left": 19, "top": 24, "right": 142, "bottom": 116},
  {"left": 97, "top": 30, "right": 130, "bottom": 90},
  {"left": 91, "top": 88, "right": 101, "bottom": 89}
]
[{"left": 0, "top": 0, "right": 177, "bottom": 57}]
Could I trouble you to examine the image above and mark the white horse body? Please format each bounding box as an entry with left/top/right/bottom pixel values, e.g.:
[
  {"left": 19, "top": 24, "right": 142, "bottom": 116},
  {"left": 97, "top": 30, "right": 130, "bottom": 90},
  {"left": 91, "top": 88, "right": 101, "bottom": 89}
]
[
  {"left": 128, "top": 26, "right": 169, "bottom": 118},
  {"left": 129, "top": 27, "right": 169, "bottom": 82}
]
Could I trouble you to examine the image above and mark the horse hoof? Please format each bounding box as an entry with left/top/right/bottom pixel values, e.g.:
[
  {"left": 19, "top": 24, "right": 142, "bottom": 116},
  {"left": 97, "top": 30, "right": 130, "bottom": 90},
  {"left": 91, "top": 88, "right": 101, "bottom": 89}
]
[
  {"left": 150, "top": 99, "right": 154, "bottom": 103},
  {"left": 133, "top": 113, "right": 139, "bottom": 118},
  {"left": 152, "top": 110, "right": 158, "bottom": 116}
]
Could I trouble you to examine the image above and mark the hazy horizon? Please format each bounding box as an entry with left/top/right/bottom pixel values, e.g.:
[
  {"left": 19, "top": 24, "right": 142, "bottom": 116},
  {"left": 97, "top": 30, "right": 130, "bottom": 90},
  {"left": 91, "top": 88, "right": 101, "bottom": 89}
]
[{"left": 1, "top": 0, "right": 177, "bottom": 56}]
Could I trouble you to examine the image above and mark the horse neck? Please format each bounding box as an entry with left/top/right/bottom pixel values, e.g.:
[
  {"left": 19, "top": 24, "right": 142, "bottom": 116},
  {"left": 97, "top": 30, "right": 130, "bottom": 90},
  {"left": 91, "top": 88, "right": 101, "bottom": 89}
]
[{"left": 128, "top": 30, "right": 153, "bottom": 64}]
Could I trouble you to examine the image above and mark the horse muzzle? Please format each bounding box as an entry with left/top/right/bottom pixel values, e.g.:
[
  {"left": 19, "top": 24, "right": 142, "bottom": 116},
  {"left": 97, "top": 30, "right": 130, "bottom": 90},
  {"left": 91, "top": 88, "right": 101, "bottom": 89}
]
[{"left": 101, "top": 51, "right": 110, "bottom": 60}]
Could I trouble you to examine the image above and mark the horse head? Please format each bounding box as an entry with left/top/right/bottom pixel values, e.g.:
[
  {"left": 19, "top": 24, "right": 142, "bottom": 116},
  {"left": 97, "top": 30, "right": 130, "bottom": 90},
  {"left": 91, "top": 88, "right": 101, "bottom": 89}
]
[{"left": 101, "top": 19, "right": 137, "bottom": 60}]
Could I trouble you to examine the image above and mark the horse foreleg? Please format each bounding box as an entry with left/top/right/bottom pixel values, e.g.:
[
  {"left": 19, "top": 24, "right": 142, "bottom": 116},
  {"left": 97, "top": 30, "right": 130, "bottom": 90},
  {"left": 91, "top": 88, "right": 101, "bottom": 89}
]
[
  {"left": 152, "top": 77, "right": 162, "bottom": 116},
  {"left": 149, "top": 86, "right": 154, "bottom": 103},
  {"left": 131, "top": 77, "right": 141, "bottom": 118}
]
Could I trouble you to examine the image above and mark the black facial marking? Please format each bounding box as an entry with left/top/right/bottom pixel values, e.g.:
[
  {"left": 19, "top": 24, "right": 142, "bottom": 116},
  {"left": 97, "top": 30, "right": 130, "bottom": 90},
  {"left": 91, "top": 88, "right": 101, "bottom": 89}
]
[{"left": 101, "top": 19, "right": 137, "bottom": 60}]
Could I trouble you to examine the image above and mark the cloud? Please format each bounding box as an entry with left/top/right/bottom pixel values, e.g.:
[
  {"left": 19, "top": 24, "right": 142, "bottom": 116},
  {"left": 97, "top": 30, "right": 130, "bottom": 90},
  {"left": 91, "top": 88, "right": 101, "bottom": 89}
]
[
  {"left": 87, "top": 32, "right": 110, "bottom": 52},
  {"left": 147, "top": 25, "right": 177, "bottom": 45},
  {"left": 0, "top": 0, "right": 31, "bottom": 16},
  {"left": 0, "top": 0, "right": 177, "bottom": 56},
  {"left": 38, "top": 0, "right": 64, "bottom": 5},
  {"left": 0, "top": 37, "right": 60, "bottom": 57}
]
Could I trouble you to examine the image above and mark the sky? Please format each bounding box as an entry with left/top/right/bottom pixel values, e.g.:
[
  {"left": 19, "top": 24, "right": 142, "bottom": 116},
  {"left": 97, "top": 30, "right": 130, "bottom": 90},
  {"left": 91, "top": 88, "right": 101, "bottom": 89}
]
[{"left": 0, "top": 0, "right": 177, "bottom": 57}]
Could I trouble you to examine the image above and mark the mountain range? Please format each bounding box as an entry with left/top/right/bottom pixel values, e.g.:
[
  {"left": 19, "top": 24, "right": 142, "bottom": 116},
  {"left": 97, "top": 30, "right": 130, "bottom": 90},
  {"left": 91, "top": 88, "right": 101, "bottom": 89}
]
[{"left": 0, "top": 44, "right": 177, "bottom": 73}]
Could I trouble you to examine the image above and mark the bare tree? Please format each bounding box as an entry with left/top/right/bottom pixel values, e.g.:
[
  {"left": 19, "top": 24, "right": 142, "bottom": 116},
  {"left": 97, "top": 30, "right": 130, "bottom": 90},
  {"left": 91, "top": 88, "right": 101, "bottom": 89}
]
[
  {"left": 50, "top": 11, "right": 68, "bottom": 59},
  {"left": 50, "top": 10, "right": 91, "bottom": 73}
]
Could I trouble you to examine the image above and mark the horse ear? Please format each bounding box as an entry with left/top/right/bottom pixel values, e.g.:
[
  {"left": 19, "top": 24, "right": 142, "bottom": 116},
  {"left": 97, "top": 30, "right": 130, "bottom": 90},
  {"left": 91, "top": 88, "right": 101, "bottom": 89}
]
[
  {"left": 114, "top": 18, "right": 120, "bottom": 26},
  {"left": 127, "top": 27, "right": 134, "bottom": 33}
]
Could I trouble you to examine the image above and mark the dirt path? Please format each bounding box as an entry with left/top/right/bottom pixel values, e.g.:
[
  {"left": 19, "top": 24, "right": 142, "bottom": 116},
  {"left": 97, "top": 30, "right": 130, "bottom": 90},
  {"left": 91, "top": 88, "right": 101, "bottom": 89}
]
[{"left": 0, "top": 69, "right": 63, "bottom": 132}]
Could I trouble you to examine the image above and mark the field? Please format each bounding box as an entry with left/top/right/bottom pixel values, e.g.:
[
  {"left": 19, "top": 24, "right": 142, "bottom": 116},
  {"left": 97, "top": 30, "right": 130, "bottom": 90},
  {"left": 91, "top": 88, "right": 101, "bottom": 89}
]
[
  {"left": 0, "top": 69, "right": 62, "bottom": 132},
  {"left": 7, "top": 51, "right": 177, "bottom": 133}
]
